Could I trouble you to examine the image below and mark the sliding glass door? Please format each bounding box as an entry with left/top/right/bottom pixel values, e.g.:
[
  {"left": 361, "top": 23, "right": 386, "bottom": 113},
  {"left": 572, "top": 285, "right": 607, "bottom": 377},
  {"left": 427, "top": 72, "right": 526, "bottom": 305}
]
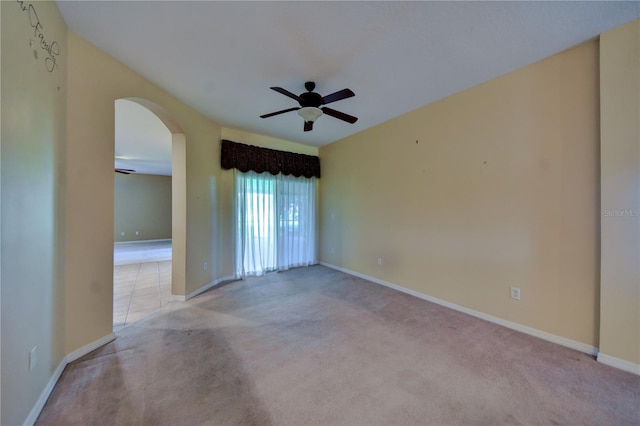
[{"left": 235, "top": 170, "right": 317, "bottom": 277}]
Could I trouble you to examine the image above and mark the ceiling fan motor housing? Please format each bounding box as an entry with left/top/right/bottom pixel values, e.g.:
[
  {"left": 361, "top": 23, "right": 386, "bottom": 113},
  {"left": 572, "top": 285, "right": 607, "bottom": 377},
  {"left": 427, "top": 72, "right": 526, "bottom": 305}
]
[{"left": 299, "top": 91, "right": 323, "bottom": 108}]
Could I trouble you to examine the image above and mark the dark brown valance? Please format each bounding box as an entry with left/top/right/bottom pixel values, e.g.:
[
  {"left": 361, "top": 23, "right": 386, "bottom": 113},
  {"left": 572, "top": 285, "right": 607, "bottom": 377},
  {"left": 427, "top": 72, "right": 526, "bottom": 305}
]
[{"left": 221, "top": 139, "right": 321, "bottom": 178}]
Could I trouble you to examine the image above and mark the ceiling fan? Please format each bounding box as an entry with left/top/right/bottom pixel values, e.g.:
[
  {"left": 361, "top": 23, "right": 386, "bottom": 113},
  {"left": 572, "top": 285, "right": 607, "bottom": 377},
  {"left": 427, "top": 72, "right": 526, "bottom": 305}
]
[
  {"left": 260, "top": 81, "right": 358, "bottom": 132},
  {"left": 114, "top": 168, "right": 136, "bottom": 174}
]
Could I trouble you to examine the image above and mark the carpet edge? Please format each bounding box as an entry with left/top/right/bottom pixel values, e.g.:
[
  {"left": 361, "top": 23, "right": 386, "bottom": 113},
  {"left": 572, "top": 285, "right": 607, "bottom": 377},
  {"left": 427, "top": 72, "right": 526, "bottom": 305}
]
[
  {"left": 183, "top": 275, "right": 240, "bottom": 301},
  {"left": 23, "top": 357, "right": 67, "bottom": 426},
  {"left": 597, "top": 352, "right": 640, "bottom": 375},
  {"left": 67, "top": 333, "right": 116, "bottom": 363},
  {"left": 320, "top": 262, "right": 599, "bottom": 356},
  {"left": 24, "top": 332, "right": 116, "bottom": 425}
]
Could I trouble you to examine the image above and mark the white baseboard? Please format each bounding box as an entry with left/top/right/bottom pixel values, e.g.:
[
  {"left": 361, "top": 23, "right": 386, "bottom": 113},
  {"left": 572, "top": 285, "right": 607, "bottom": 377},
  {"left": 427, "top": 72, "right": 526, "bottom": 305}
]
[
  {"left": 24, "top": 332, "right": 116, "bottom": 425},
  {"left": 168, "top": 275, "right": 239, "bottom": 302},
  {"left": 185, "top": 275, "right": 238, "bottom": 300},
  {"left": 24, "top": 358, "right": 67, "bottom": 426},
  {"left": 597, "top": 352, "right": 640, "bottom": 376},
  {"left": 114, "top": 238, "right": 171, "bottom": 245},
  {"left": 66, "top": 333, "right": 116, "bottom": 363},
  {"left": 320, "top": 262, "right": 598, "bottom": 356}
]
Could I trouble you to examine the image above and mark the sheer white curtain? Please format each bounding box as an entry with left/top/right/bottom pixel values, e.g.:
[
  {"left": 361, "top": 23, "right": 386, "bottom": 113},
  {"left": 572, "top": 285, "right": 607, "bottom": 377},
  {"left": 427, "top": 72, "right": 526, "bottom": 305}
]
[{"left": 235, "top": 170, "right": 317, "bottom": 277}]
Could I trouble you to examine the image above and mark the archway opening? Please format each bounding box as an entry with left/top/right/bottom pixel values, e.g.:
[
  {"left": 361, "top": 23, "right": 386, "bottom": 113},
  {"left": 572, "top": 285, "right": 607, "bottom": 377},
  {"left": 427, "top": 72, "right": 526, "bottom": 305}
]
[{"left": 112, "top": 98, "right": 186, "bottom": 329}]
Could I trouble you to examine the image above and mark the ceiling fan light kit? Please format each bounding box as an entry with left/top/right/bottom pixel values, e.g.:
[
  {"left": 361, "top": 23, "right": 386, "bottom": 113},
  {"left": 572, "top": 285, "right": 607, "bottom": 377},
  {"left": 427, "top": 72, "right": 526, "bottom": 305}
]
[
  {"left": 298, "top": 107, "right": 323, "bottom": 123},
  {"left": 261, "top": 81, "right": 357, "bottom": 132}
]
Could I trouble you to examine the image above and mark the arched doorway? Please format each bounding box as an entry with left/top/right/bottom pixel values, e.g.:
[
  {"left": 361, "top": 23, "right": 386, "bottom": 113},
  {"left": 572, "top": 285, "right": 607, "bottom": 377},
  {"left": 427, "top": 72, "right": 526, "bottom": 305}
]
[{"left": 112, "top": 98, "right": 186, "bottom": 328}]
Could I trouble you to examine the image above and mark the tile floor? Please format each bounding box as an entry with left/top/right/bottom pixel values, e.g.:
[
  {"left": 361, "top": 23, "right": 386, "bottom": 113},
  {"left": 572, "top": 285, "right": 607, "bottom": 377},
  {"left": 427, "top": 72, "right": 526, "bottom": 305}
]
[
  {"left": 114, "top": 240, "right": 172, "bottom": 266},
  {"left": 113, "top": 260, "right": 173, "bottom": 330}
]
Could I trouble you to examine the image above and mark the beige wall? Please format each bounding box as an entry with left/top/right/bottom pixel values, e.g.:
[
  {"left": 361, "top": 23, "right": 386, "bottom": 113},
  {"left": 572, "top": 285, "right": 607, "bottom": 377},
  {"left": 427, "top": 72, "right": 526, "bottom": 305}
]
[
  {"left": 64, "top": 32, "right": 231, "bottom": 349},
  {"left": 172, "top": 134, "right": 187, "bottom": 297},
  {"left": 63, "top": 36, "right": 313, "bottom": 349},
  {"left": 114, "top": 173, "right": 172, "bottom": 242},
  {"left": 320, "top": 40, "right": 600, "bottom": 347},
  {"left": 1, "top": 2, "right": 68, "bottom": 424},
  {"left": 599, "top": 19, "right": 640, "bottom": 367}
]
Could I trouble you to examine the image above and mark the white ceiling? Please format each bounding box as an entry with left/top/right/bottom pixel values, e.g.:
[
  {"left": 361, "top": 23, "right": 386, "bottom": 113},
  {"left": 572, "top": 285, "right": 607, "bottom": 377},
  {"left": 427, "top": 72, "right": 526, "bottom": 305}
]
[
  {"left": 115, "top": 99, "right": 172, "bottom": 175},
  {"left": 58, "top": 1, "right": 639, "bottom": 171}
]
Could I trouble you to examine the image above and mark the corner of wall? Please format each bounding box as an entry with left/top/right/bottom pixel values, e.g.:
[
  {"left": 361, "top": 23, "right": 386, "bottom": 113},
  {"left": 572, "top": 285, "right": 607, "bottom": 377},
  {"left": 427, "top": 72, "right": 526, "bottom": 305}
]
[{"left": 598, "top": 18, "right": 640, "bottom": 367}]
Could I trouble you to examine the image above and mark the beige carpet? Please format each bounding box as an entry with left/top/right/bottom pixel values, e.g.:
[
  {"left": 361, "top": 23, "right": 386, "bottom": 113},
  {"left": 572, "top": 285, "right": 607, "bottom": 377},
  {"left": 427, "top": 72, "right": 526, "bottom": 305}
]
[{"left": 38, "top": 266, "right": 639, "bottom": 425}]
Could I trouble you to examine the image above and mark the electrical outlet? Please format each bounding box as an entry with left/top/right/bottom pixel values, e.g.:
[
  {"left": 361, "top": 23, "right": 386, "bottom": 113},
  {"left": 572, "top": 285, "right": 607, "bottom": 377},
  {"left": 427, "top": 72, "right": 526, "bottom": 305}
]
[
  {"left": 203, "top": 262, "right": 208, "bottom": 271},
  {"left": 330, "top": 247, "right": 335, "bottom": 254},
  {"left": 377, "top": 257, "right": 383, "bottom": 266},
  {"left": 135, "top": 231, "right": 139, "bottom": 235},
  {"left": 510, "top": 287, "right": 521, "bottom": 300},
  {"left": 29, "top": 347, "right": 37, "bottom": 371},
  {"left": 121, "top": 232, "right": 125, "bottom": 236}
]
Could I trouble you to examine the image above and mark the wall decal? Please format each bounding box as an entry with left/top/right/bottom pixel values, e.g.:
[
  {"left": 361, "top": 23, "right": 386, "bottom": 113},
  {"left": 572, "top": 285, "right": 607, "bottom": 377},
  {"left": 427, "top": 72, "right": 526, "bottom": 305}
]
[{"left": 17, "top": 0, "right": 60, "bottom": 72}]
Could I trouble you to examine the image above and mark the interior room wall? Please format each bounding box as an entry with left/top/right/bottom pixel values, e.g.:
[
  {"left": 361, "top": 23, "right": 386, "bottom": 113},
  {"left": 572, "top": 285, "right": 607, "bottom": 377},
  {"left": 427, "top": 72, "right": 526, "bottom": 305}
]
[
  {"left": 319, "top": 39, "right": 600, "bottom": 349},
  {"left": 114, "top": 173, "right": 172, "bottom": 242},
  {"left": 172, "top": 133, "right": 187, "bottom": 297},
  {"left": 1, "top": 2, "right": 68, "bottom": 424},
  {"left": 64, "top": 31, "right": 229, "bottom": 351},
  {"left": 63, "top": 36, "right": 313, "bottom": 352},
  {"left": 599, "top": 19, "right": 640, "bottom": 369}
]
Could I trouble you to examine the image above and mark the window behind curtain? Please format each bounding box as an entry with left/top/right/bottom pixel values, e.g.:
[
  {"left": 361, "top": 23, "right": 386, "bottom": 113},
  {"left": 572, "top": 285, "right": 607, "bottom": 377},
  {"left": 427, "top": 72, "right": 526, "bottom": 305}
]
[{"left": 235, "top": 170, "right": 317, "bottom": 277}]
